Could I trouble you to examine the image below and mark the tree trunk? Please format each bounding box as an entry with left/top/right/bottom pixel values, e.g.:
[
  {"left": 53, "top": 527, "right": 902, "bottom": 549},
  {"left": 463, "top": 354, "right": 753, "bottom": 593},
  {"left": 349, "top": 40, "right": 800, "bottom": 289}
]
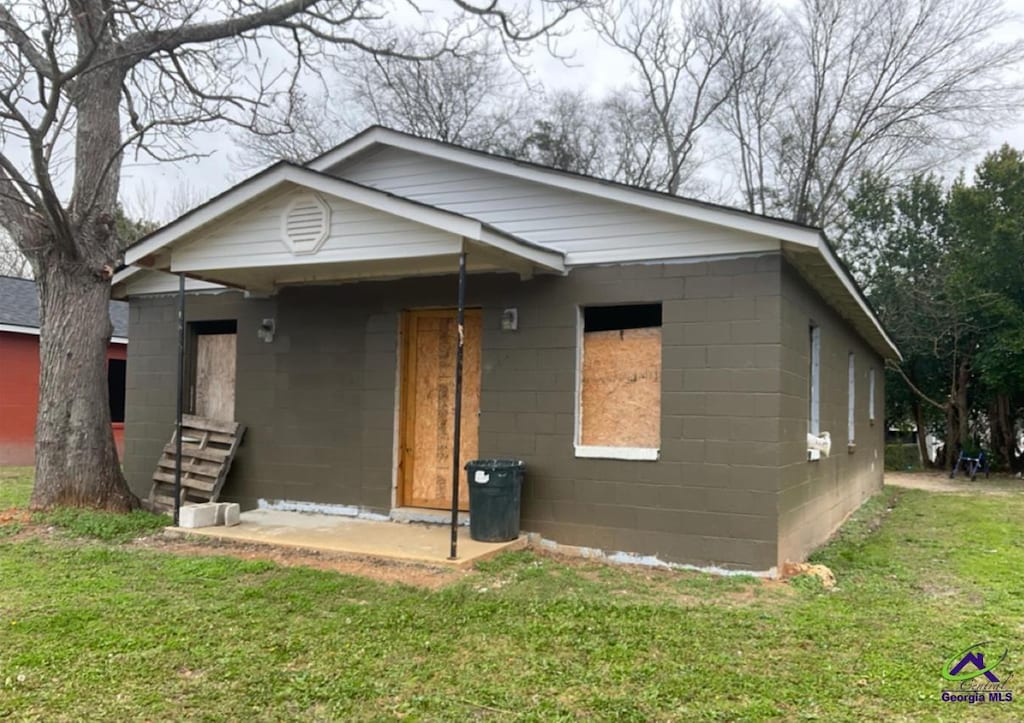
[
  {"left": 30, "top": 263, "right": 137, "bottom": 511},
  {"left": 992, "top": 394, "right": 1016, "bottom": 473},
  {"left": 956, "top": 360, "right": 970, "bottom": 451},
  {"left": 944, "top": 400, "right": 958, "bottom": 472},
  {"left": 912, "top": 400, "right": 930, "bottom": 468}
]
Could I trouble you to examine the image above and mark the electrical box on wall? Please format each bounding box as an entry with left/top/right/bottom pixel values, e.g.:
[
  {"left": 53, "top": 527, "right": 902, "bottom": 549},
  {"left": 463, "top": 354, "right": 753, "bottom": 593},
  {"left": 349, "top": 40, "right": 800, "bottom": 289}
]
[
  {"left": 501, "top": 308, "right": 518, "bottom": 331},
  {"left": 257, "top": 318, "right": 276, "bottom": 343}
]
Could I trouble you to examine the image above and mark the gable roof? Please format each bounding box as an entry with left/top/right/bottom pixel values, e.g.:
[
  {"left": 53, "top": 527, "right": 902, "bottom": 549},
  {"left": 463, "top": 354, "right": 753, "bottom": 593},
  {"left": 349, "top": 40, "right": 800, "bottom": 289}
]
[
  {"left": 309, "top": 127, "right": 897, "bottom": 359},
  {"left": 122, "top": 162, "right": 565, "bottom": 276},
  {"left": 310, "top": 126, "right": 825, "bottom": 247},
  {"left": 0, "top": 276, "right": 128, "bottom": 340},
  {"left": 118, "top": 126, "right": 897, "bottom": 359}
]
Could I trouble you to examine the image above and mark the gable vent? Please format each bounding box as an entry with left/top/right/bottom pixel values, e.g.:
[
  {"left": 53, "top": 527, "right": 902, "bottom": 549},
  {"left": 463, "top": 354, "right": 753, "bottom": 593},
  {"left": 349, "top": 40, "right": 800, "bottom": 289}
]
[{"left": 281, "top": 193, "right": 331, "bottom": 255}]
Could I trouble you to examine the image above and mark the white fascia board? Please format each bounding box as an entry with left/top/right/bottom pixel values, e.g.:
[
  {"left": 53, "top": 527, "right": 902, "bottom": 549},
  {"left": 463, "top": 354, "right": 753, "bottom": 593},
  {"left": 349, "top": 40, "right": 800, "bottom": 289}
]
[
  {"left": 0, "top": 323, "right": 39, "bottom": 336},
  {"left": 310, "top": 128, "right": 822, "bottom": 248},
  {"left": 0, "top": 323, "right": 127, "bottom": 344},
  {"left": 816, "top": 238, "right": 901, "bottom": 361},
  {"left": 112, "top": 266, "right": 141, "bottom": 286},
  {"left": 479, "top": 228, "right": 565, "bottom": 273},
  {"left": 124, "top": 164, "right": 490, "bottom": 267},
  {"left": 112, "top": 266, "right": 227, "bottom": 298},
  {"left": 125, "top": 167, "right": 292, "bottom": 265}
]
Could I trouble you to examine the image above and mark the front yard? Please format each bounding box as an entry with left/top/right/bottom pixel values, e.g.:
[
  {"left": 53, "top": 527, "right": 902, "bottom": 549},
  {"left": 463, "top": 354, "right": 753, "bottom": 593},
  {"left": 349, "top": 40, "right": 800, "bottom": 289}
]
[{"left": 1, "top": 468, "right": 1022, "bottom": 721}]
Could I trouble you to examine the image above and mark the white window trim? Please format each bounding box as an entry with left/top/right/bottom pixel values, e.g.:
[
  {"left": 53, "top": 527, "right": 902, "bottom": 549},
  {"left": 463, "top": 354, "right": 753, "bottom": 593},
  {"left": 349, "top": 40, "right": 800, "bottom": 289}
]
[
  {"left": 574, "top": 445, "right": 660, "bottom": 461},
  {"left": 574, "top": 305, "right": 661, "bottom": 462},
  {"left": 848, "top": 352, "right": 856, "bottom": 449},
  {"left": 868, "top": 367, "right": 877, "bottom": 424},
  {"left": 809, "top": 325, "right": 821, "bottom": 461}
]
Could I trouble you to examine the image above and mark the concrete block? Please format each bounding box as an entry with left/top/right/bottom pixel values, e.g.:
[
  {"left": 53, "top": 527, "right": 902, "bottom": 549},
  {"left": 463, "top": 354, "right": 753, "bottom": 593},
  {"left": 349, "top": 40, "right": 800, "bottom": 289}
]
[
  {"left": 215, "top": 502, "right": 241, "bottom": 527},
  {"left": 178, "top": 503, "right": 218, "bottom": 529}
]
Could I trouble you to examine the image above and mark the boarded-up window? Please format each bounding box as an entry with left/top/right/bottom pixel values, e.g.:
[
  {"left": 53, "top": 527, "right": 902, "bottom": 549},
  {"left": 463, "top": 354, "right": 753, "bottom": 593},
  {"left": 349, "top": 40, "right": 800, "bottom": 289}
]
[{"left": 579, "top": 304, "right": 662, "bottom": 450}]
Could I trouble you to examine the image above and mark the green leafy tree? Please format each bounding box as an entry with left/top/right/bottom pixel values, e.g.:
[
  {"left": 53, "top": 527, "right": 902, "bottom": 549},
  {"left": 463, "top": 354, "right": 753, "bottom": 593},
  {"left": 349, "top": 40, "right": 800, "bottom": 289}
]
[
  {"left": 839, "top": 172, "right": 958, "bottom": 467},
  {"left": 947, "top": 146, "right": 1024, "bottom": 470}
]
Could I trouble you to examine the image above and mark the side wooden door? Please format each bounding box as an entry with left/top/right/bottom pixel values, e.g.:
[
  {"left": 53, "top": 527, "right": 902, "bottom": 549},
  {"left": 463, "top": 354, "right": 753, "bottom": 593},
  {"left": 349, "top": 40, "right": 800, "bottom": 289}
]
[
  {"left": 400, "top": 309, "right": 481, "bottom": 510},
  {"left": 194, "top": 333, "right": 237, "bottom": 422}
]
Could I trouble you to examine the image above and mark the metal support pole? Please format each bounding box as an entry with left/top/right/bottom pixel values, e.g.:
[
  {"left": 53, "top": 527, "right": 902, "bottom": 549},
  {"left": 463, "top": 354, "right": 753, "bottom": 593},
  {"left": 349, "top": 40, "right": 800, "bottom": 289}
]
[
  {"left": 449, "top": 251, "right": 467, "bottom": 560},
  {"left": 173, "top": 274, "right": 186, "bottom": 526}
]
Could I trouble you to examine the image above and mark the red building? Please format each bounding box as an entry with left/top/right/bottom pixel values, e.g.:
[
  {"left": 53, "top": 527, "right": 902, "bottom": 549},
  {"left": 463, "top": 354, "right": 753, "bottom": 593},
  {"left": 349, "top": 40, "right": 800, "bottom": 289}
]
[{"left": 0, "top": 276, "right": 128, "bottom": 465}]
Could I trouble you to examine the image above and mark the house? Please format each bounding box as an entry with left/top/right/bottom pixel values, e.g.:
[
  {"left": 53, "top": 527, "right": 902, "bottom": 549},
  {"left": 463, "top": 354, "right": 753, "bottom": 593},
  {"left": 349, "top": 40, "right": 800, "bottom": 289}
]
[
  {"left": 0, "top": 275, "right": 129, "bottom": 465},
  {"left": 112, "top": 126, "right": 899, "bottom": 573}
]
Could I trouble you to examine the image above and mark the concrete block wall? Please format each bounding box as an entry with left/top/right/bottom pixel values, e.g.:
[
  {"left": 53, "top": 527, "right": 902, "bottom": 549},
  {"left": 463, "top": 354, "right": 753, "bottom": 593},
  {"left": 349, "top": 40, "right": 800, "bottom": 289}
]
[
  {"left": 776, "top": 260, "right": 885, "bottom": 565},
  {"left": 479, "top": 256, "right": 784, "bottom": 571},
  {"left": 125, "top": 292, "right": 279, "bottom": 505},
  {"left": 124, "top": 253, "right": 803, "bottom": 571}
]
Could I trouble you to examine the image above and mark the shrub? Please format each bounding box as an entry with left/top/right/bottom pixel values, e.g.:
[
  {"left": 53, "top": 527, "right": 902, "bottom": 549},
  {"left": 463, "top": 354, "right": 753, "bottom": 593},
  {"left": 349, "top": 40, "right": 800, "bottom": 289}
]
[{"left": 885, "top": 443, "right": 922, "bottom": 471}]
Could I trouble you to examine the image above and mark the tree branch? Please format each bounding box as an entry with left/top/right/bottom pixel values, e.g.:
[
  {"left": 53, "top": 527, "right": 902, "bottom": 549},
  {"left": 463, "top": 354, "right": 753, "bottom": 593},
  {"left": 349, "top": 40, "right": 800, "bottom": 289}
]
[
  {"left": 120, "top": 0, "right": 322, "bottom": 59},
  {"left": 0, "top": 6, "right": 54, "bottom": 80},
  {"left": 886, "top": 359, "right": 947, "bottom": 411}
]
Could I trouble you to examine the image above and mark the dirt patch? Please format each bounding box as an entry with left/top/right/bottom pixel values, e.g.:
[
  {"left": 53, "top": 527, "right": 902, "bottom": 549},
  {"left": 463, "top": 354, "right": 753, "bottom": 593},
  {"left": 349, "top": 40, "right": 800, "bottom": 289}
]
[
  {"left": 886, "top": 471, "right": 1023, "bottom": 496},
  {"left": 133, "top": 534, "right": 467, "bottom": 589},
  {"left": 0, "top": 509, "right": 30, "bottom": 525}
]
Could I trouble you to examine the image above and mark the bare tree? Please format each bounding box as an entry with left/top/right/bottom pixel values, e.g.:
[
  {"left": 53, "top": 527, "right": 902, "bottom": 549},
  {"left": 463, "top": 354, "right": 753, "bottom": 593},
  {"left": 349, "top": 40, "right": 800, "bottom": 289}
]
[
  {"left": 599, "top": 90, "right": 666, "bottom": 189},
  {"left": 344, "top": 39, "right": 527, "bottom": 148},
  {"left": 713, "top": 1, "right": 789, "bottom": 216},
  {"left": 0, "top": 0, "right": 583, "bottom": 511},
  {"left": 768, "top": 0, "right": 1024, "bottom": 226},
  {"left": 167, "top": 182, "right": 214, "bottom": 220},
  {"left": 589, "top": 0, "right": 770, "bottom": 194},
  {"left": 506, "top": 89, "right": 611, "bottom": 175},
  {"left": 0, "top": 229, "right": 31, "bottom": 277},
  {"left": 236, "top": 38, "right": 528, "bottom": 170},
  {"left": 236, "top": 90, "right": 352, "bottom": 168}
]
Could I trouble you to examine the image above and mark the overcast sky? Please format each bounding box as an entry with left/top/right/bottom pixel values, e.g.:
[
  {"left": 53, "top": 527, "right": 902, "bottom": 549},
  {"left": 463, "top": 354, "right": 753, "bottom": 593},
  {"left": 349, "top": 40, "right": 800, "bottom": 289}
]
[{"left": 119, "top": 0, "right": 1024, "bottom": 223}]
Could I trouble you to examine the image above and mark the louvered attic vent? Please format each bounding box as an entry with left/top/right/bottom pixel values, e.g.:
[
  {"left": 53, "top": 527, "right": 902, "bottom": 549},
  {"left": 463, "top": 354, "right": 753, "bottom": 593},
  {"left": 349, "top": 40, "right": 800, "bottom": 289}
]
[{"left": 281, "top": 193, "right": 331, "bottom": 255}]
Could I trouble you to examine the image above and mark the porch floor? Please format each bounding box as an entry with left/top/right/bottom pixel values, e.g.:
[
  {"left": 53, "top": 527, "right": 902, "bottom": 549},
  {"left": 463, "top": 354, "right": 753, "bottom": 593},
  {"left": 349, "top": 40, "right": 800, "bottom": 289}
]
[{"left": 168, "top": 509, "right": 527, "bottom": 569}]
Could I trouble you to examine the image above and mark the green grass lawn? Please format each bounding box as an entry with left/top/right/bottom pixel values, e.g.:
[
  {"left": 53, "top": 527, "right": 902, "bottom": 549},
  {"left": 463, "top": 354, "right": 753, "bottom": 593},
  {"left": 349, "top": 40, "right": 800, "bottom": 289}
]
[{"left": 1, "top": 470, "right": 1022, "bottom": 721}]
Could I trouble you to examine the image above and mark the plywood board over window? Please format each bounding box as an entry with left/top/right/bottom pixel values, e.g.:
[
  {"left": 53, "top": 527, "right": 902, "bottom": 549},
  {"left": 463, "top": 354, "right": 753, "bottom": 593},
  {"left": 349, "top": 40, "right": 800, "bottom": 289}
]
[
  {"left": 578, "top": 304, "right": 662, "bottom": 458},
  {"left": 191, "top": 323, "right": 237, "bottom": 423}
]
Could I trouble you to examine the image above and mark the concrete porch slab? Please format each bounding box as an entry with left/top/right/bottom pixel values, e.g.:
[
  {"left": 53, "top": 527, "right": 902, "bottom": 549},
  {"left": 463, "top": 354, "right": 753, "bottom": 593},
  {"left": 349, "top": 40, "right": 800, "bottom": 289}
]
[{"left": 165, "top": 509, "right": 526, "bottom": 569}]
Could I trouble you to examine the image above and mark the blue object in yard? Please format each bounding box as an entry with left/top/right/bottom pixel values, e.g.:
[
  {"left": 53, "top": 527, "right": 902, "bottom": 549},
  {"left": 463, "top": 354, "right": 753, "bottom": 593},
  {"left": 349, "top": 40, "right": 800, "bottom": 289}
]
[{"left": 950, "top": 450, "right": 989, "bottom": 481}]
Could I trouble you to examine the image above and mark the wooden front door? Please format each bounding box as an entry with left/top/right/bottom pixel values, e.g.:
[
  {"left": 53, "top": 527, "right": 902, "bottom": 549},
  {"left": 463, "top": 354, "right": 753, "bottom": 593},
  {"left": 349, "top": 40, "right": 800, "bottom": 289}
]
[
  {"left": 194, "top": 333, "right": 237, "bottom": 422},
  {"left": 400, "top": 309, "right": 481, "bottom": 510}
]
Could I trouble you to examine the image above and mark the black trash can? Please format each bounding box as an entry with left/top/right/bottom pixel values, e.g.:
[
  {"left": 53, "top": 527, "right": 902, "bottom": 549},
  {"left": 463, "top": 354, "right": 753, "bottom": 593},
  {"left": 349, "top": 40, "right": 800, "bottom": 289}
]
[{"left": 465, "top": 459, "right": 525, "bottom": 542}]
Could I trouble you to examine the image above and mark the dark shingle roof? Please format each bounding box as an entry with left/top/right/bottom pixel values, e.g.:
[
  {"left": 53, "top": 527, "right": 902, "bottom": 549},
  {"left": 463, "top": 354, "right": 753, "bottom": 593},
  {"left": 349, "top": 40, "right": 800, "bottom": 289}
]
[{"left": 0, "top": 276, "right": 129, "bottom": 338}]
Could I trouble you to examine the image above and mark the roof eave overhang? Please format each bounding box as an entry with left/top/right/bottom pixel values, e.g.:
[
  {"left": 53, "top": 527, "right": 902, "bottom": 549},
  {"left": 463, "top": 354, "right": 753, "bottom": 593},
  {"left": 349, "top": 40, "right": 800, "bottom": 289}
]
[
  {"left": 783, "top": 237, "right": 901, "bottom": 361},
  {"left": 121, "top": 164, "right": 565, "bottom": 288}
]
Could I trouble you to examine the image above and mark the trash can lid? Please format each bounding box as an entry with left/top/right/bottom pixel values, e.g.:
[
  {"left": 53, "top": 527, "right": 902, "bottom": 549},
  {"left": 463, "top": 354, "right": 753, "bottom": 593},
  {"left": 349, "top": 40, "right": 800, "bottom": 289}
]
[{"left": 464, "top": 458, "right": 524, "bottom": 470}]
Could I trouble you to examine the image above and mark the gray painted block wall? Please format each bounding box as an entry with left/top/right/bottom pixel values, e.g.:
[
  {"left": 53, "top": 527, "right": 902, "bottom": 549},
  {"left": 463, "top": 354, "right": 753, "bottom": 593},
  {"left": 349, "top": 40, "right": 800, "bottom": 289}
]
[
  {"left": 123, "top": 253, "right": 869, "bottom": 571},
  {"left": 776, "top": 261, "right": 886, "bottom": 565}
]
